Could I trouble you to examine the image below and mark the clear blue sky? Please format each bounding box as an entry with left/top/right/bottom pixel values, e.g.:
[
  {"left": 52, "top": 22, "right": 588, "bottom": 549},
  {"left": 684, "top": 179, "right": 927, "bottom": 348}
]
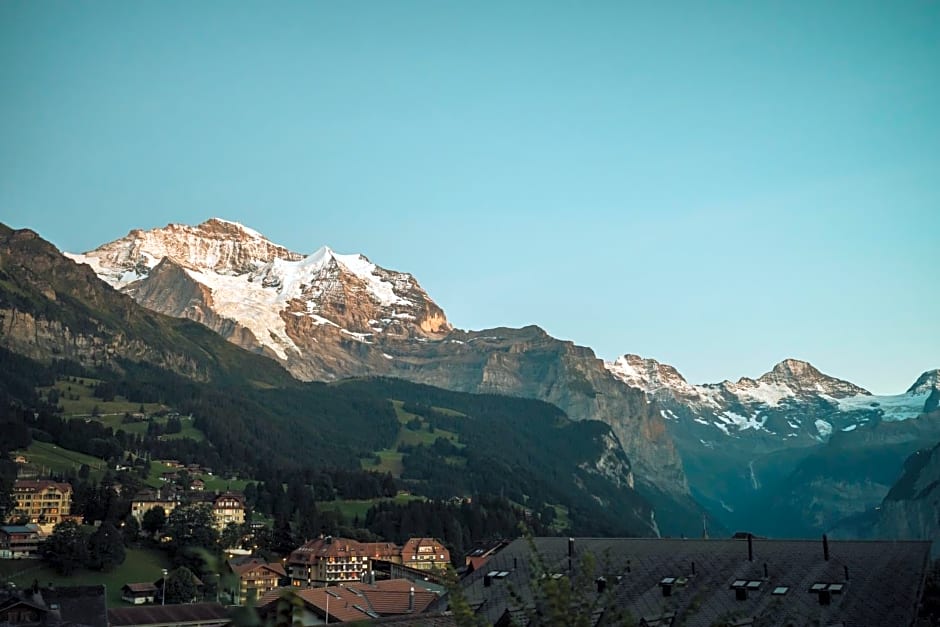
[{"left": 1, "top": 1, "right": 937, "bottom": 393}]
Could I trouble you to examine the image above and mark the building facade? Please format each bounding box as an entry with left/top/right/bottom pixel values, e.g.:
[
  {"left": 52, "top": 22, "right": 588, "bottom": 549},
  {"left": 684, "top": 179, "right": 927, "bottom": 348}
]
[
  {"left": 401, "top": 537, "right": 451, "bottom": 571},
  {"left": 228, "top": 559, "right": 286, "bottom": 605},
  {"left": 130, "top": 490, "right": 180, "bottom": 524},
  {"left": 0, "top": 525, "right": 42, "bottom": 559},
  {"left": 9, "top": 480, "right": 72, "bottom": 525},
  {"left": 288, "top": 537, "right": 372, "bottom": 586},
  {"left": 288, "top": 536, "right": 449, "bottom": 587}
]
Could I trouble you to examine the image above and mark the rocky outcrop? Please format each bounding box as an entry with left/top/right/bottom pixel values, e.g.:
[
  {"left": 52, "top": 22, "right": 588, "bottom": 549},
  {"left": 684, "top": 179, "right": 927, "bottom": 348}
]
[
  {"left": 873, "top": 440, "right": 940, "bottom": 543},
  {"left": 0, "top": 224, "right": 291, "bottom": 385}
]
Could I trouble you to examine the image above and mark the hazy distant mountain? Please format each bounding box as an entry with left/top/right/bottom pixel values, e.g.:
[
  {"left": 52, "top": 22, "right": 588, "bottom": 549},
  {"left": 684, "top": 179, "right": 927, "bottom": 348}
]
[{"left": 607, "top": 352, "right": 940, "bottom": 535}]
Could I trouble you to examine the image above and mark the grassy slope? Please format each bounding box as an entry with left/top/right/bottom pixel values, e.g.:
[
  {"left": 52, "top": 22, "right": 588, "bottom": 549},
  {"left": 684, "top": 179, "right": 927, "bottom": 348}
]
[
  {"left": 317, "top": 493, "right": 426, "bottom": 522},
  {"left": 360, "top": 401, "right": 464, "bottom": 477},
  {"left": 0, "top": 547, "right": 171, "bottom": 607},
  {"left": 21, "top": 441, "right": 108, "bottom": 481},
  {"left": 38, "top": 377, "right": 204, "bottom": 442}
]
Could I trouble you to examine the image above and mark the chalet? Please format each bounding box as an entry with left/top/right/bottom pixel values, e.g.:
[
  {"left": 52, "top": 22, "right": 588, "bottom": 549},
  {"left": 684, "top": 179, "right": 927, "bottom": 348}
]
[
  {"left": 227, "top": 559, "right": 287, "bottom": 605},
  {"left": 211, "top": 492, "right": 245, "bottom": 531},
  {"left": 8, "top": 480, "right": 72, "bottom": 526},
  {"left": 0, "top": 524, "right": 42, "bottom": 559},
  {"left": 401, "top": 537, "right": 450, "bottom": 571},
  {"left": 190, "top": 478, "right": 206, "bottom": 491},
  {"left": 121, "top": 583, "right": 158, "bottom": 605}
]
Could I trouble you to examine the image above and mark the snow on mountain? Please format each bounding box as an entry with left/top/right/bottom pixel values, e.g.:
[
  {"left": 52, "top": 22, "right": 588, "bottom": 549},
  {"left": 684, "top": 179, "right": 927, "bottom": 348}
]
[
  {"left": 605, "top": 354, "right": 936, "bottom": 439},
  {"left": 607, "top": 354, "right": 704, "bottom": 401},
  {"left": 66, "top": 218, "right": 300, "bottom": 287},
  {"left": 67, "top": 218, "right": 450, "bottom": 361},
  {"left": 907, "top": 369, "right": 940, "bottom": 395}
]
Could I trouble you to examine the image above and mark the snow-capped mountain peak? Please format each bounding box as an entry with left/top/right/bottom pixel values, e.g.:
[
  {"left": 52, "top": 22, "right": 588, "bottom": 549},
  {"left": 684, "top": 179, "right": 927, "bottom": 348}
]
[
  {"left": 67, "top": 219, "right": 451, "bottom": 365},
  {"left": 907, "top": 369, "right": 940, "bottom": 396},
  {"left": 607, "top": 354, "right": 699, "bottom": 398},
  {"left": 65, "top": 218, "right": 301, "bottom": 286},
  {"left": 756, "top": 358, "right": 870, "bottom": 399}
]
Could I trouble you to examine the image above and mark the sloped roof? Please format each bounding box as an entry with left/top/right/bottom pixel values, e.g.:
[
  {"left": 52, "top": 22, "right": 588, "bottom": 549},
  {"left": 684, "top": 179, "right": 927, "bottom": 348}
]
[
  {"left": 12, "top": 479, "right": 71, "bottom": 492},
  {"left": 122, "top": 583, "right": 159, "bottom": 594},
  {"left": 402, "top": 538, "right": 450, "bottom": 562},
  {"left": 258, "top": 580, "right": 440, "bottom": 622},
  {"left": 228, "top": 558, "right": 286, "bottom": 578},
  {"left": 108, "top": 602, "right": 230, "bottom": 627},
  {"left": 461, "top": 536, "right": 932, "bottom": 627}
]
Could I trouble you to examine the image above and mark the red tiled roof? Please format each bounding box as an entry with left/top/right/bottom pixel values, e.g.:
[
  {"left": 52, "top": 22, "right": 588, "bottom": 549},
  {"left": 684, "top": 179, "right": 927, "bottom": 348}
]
[
  {"left": 401, "top": 538, "right": 450, "bottom": 564},
  {"left": 258, "top": 580, "right": 439, "bottom": 622},
  {"left": 229, "top": 559, "right": 286, "bottom": 578},
  {"left": 289, "top": 537, "right": 372, "bottom": 564},
  {"left": 12, "top": 480, "right": 72, "bottom": 493}
]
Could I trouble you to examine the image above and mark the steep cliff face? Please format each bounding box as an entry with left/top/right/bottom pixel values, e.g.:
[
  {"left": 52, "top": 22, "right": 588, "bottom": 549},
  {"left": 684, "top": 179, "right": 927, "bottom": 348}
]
[
  {"left": 874, "top": 437, "right": 940, "bottom": 543},
  {"left": 376, "top": 326, "right": 689, "bottom": 504}
]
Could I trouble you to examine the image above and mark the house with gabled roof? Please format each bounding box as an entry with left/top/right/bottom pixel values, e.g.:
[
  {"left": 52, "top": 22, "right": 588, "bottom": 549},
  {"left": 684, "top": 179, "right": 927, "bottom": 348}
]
[
  {"left": 401, "top": 537, "right": 450, "bottom": 572},
  {"left": 226, "top": 558, "right": 287, "bottom": 605},
  {"left": 121, "top": 583, "right": 158, "bottom": 605}
]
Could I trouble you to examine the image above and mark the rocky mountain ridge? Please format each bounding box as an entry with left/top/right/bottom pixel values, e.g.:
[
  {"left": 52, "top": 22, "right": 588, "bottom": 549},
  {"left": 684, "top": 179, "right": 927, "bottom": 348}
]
[{"left": 606, "top": 352, "right": 940, "bottom": 535}]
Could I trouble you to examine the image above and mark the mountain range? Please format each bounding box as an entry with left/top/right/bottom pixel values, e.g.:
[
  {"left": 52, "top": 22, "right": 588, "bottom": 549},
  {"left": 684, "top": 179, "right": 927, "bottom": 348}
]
[{"left": 4, "top": 218, "right": 938, "bottom": 540}]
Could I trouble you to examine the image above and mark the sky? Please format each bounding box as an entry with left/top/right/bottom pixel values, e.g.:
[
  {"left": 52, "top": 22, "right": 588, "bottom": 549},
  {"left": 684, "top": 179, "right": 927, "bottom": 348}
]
[{"left": 1, "top": 1, "right": 938, "bottom": 394}]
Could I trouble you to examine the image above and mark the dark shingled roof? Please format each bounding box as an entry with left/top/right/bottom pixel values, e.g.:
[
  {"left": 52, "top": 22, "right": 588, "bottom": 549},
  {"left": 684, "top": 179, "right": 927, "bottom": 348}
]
[
  {"left": 461, "top": 537, "right": 932, "bottom": 627},
  {"left": 0, "top": 585, "right": 107, "bottom": 627},
  {"left": 108, "top": 602, "right": 230, "bottom": 627}
]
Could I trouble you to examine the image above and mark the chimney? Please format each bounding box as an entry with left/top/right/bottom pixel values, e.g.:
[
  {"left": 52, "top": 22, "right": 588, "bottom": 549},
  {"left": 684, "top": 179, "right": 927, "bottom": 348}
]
[
  {"left": 596, "top": 577, "right": 606, "bottom": 594},
  {"left": 844, "top": 565, "right": 849, "bottom": 581},
  {"left": 747, "top": 534, "right": 753, "bottom": 562},
  {"left": 690, "top": 561, "right": 696, "bottom": 576},
  {"left": 818, "top": 589, "right": 831, "bottom": 606},
  {"left": 763, "top": 563, "right": 768, "bottom": 579},
  {"left": 822, "top": 534, "right": 829, "bottom": 561},
  {"left": 483, "top": 574, "right": 492, "bottom": 587},
  {"left": 409, "top": 586, "right": 415, "bottom": 612},
  {"left": 661, "top": 583, "right": 672, "bottom": 597},
  {"left": 735, "top": 588, "right": 748, "bottom": 601}
]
